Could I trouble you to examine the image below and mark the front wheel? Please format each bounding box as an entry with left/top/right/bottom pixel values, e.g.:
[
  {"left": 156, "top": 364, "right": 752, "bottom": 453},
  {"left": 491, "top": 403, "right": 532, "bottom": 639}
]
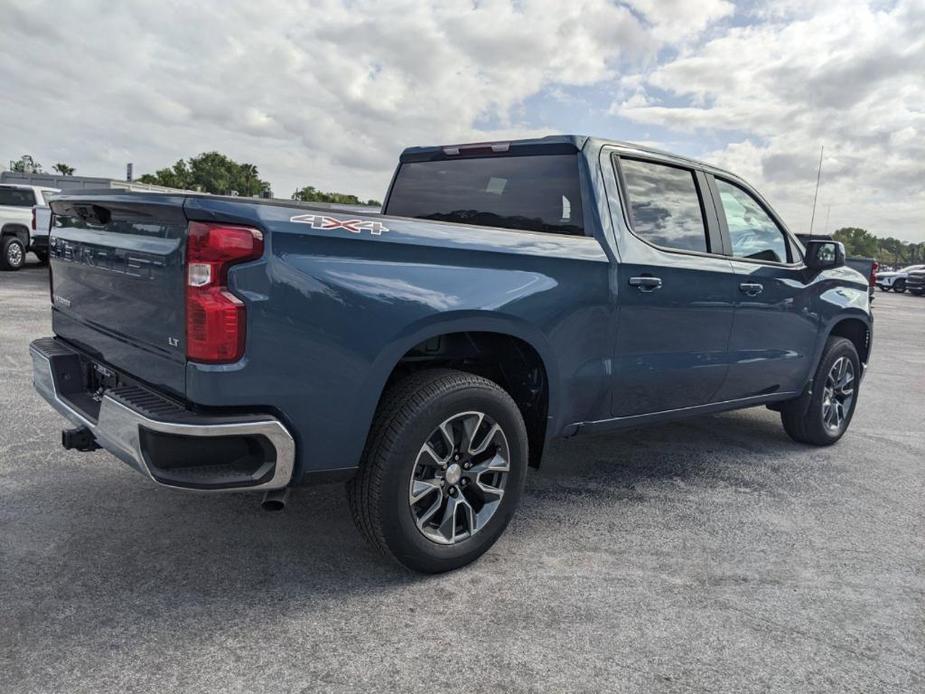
[
  {"left": 348, "top": 369, "right": 528, "bottom": 573},
  {"left": 1, "top": 237, "right": 26, "bottom": 271},
  {"left": 780, "top": 337, "right": 860, "bottom": 446},
  {"left": 893, "top": 279, "right": 906, "bottom": 293}
]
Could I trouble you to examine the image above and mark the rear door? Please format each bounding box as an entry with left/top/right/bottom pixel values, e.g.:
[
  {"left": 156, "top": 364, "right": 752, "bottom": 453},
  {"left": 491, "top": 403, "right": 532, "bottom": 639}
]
[
  {"left": 48, "top": 194, "right": 189, "bottom": 396},
  {"left": 607, "top": 151, "right": 736, "bottom": 417},
  {"left": 706, "top": 175, "right": 817, "bottom": 400}
]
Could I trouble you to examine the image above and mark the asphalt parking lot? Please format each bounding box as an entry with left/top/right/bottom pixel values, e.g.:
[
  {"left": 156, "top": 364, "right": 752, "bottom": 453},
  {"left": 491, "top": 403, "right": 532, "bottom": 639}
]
[{"left": 1, "top": 257, "right": 923, "bottom": 693}]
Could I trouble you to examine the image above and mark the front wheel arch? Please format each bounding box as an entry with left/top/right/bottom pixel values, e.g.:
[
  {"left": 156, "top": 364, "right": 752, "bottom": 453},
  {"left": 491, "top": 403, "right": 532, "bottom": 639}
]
[{"left": 827, "top": 317, "right": 871, "bottom": 368}]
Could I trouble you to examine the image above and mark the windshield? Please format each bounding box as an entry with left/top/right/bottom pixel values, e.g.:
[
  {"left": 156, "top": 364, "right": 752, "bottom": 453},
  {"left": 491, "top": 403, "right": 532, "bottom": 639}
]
[{"left": 385, "top": 154, "right": 584, "bottom": 235}]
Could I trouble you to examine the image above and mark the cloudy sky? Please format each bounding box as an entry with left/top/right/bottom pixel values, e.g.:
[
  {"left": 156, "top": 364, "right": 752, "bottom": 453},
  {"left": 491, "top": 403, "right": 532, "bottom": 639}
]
[{"left": 2, "top": 0, "right": 923, "bottom": 241}]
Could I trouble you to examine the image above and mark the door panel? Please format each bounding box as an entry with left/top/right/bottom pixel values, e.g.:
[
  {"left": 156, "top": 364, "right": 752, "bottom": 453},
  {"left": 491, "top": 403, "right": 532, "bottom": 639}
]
[
  {"left": 715, "top": 262, "right": 817, "bottom": 399},
  {"left": 707, "top": 175, "right": 817, "bottom": 399},
  {"left": 608, "top": 154, "right": 736, "bottom": 417},
  {"left": 613, "top": 254, "right": 736, "bottom": 415}
]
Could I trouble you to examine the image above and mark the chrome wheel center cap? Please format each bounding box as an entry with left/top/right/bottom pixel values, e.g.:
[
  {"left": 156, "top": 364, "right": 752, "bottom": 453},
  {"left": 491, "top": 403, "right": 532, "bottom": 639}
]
[{"left": 445, "top": 463, "right": 462, "bottom": 486}]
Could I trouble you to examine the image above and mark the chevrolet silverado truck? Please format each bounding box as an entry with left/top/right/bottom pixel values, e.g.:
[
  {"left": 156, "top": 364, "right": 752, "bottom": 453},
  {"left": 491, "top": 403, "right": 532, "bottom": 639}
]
[
  {"left": 31, "top": 136, "right": 873, "bottom": 572},
  {"left": 1, "top": 183, "right": 59, "bottom": 269}
]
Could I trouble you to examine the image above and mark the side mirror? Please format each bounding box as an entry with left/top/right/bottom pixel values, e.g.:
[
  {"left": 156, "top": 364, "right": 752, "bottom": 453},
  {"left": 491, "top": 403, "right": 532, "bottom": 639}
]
[{"left": 804, "top": 240, "right": 846, "bottom": 272}]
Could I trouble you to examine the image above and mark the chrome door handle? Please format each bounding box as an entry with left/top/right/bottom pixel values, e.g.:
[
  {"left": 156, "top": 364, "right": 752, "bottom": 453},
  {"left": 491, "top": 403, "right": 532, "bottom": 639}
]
[
  {"left": 629, "top": 276, "right": 662, "bottom": 292},
  {"left": 739, "top": 282, "right": 764, "bottom": 296}
]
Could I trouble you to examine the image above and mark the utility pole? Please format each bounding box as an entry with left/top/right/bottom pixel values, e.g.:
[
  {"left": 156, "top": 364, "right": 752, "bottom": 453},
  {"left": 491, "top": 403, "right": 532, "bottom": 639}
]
[{"left": 808, "top": 145, "right": 824, "bottom": 237}]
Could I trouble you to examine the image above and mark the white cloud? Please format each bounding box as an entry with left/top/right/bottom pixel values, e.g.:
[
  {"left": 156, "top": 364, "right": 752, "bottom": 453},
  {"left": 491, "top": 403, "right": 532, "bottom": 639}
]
[
  {"left": 1, "top": 0, "right": 920, "bottom": 241},
  {"left": 0, "top": 0, "right": 658, "bottom": 200},
  {"left": 612, "top": 0, "right": 925, "bottom": 241},
  {"left": 625, "top": 0, "right": 734, "bottom": 43}
]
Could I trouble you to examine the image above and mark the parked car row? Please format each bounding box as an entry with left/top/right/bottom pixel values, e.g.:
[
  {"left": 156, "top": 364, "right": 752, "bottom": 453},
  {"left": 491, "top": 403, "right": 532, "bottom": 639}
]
[
  {"left": 0, "top": 183, "right": 58, "bottom": 270},
  {"left": 876, "top": 264, "right": 925, "bottom": 294},
  {"left": 904, "top": 269, "right": 925, "bottom": 295}
]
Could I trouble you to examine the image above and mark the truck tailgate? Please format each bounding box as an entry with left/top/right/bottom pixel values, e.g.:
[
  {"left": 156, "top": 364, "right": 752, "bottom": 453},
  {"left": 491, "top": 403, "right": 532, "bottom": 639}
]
[{"left": 48, "top": 194, "right": 189, "bottom": 397}]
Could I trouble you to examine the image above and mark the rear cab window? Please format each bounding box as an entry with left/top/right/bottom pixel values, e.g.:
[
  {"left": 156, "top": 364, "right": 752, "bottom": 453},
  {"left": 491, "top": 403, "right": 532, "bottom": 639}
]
[
  {"left": 616, "top": 157, "right": 711, "bottom": 254},
  {"left": 385, "top": 153, "right": 584, "bottom": 235},
  {"left": 0, "top": 187, "right": 37, "bottom": 207}
]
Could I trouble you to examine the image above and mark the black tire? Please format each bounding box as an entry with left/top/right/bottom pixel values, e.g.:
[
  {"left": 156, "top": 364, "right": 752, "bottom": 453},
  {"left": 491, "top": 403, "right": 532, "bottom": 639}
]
[
  {"left": 893, "top": 279, "right": 906, "bottom": 293},
  {"left": 1, "top": 236, "right": 26, "bottom": 271},
  {"left": 348, "top": 369, "right": 528, "bottom": 573},
  {"left": 911, "top": 288, "right": 923, "bottom": 296},
  {"left": 780, "top": 337, "right": 860, "bottom": 446}
]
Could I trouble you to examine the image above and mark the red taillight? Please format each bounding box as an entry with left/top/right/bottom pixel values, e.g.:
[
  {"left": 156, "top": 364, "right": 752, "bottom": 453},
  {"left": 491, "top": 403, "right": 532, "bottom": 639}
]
[
  {"left": 869, "top": 261, "right": 878, "bottom": 288},
  {"left": 185, "top": 222, "right": 263, "bottom": 363}
]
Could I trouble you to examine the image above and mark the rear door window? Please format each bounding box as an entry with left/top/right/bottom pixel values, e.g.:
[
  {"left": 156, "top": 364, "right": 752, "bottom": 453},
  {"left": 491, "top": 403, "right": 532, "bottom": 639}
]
[
  {"left": 618, "top": 158, "right": 710, "bottom": 253},
  {"left": 385, "top": 154, "right": 584, "bottom": 235},
  {"left": 0, "top": 188, "right": 37, "bottom": 207}
]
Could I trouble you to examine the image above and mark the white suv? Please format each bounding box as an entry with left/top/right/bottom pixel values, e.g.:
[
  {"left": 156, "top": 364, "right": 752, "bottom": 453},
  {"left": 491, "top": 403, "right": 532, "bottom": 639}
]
[
  {"left": 876, "top": 264, "right": 925, "bottom": 293},
  {"left": 0, "top": 184, "right": 59, "bottom": 270}
]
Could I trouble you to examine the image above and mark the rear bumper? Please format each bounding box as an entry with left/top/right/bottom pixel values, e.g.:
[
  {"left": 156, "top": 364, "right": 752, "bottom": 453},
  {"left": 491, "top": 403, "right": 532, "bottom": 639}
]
[
  {"left": 29, "top": 234, "right": 48, "bottom": 252},
  {"left": 30, "top": 337, "right": 294, "bottom": 492}
]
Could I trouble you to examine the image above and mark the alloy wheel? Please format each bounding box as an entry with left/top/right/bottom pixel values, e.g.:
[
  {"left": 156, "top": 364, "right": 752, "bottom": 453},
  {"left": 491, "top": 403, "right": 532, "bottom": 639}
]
[
  {"left": 408, "top": 411, "right": 510, "bottom": 545},
  {"left": 7, "top": 241, "right": 23, "bottom": 268},
  {"left": 822, "top": 356, "right": 855, "bottom": 433}
]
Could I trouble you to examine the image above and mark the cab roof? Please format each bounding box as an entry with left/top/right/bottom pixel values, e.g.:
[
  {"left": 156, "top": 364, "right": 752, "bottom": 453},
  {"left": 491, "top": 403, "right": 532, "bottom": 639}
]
[{"left": 400, "top": 134, "right": 735, "bottom": 179}]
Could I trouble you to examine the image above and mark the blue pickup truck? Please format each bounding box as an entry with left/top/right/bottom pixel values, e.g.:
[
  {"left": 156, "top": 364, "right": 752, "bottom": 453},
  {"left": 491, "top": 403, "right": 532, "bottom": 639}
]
[{"left": 31, "top": 136, "right": 872, "bottom": 572}]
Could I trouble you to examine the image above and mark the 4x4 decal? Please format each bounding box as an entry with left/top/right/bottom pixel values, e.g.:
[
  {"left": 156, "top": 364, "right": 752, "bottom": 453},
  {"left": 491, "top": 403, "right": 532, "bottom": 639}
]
[{"left": 290, "top": 213, "right": 389, "bottom": 236}]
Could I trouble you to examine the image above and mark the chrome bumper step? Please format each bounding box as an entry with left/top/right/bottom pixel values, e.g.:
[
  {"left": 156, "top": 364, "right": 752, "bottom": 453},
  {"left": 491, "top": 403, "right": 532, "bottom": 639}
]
[{"left": 30, "top": 337, "right": 295, "bottom": 492}]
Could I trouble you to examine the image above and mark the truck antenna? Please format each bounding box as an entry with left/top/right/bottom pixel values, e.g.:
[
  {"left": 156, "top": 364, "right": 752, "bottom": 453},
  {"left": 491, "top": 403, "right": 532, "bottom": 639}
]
[{"left": 808, "top": 144, "right": 824, "bottom": 238}]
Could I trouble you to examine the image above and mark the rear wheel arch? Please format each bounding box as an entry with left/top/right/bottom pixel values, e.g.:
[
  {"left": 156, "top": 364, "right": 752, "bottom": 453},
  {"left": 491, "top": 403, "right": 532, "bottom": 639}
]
[
  {"left": 369, "top": 328, "right": 554, "bottom": 469},
  {"left": 1, "top": 224, "right": 30, "bottom": 247}
]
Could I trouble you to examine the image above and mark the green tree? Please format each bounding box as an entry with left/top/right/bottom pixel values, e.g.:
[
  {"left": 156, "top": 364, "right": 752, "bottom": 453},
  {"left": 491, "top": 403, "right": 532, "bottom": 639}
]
[
  {"left": 138, "top": 152, "right": 269, "bottom": 196},
  {"left": 10, "top": 155, "right": 42, "bottom": 173},
  {"left": 291, "top": 186, "right": 379, "bottom": 206},
  {"left": 52, "top": 163, "right": 75, "bottom": 175},
  {"left": 832, "top": 227, "right": 879, "bottom": 258},
  {"left": 877, "top": 236, "right": 907, "bottom": 265}
]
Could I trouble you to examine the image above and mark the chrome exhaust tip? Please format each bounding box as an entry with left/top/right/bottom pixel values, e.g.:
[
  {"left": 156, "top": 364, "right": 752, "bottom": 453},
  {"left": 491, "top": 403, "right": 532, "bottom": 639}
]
[{"left": 261, "top": 488, "right": 289, "bottom": 511}]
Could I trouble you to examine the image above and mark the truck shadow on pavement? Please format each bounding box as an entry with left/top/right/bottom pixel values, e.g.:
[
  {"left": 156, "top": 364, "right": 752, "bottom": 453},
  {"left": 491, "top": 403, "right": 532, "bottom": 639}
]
[
  {"left": 3, "top": 404, "right": 847, "bottom": 682},
  {"left": 12, "top": 407, "right": 814, "bottom": 589}
]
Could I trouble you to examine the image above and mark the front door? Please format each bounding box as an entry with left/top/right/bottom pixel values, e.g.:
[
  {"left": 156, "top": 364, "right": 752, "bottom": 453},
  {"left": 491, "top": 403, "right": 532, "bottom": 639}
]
[
  {"left": 707, "top": 175, "right": 818, "bottom": 400},
  {"left": 608, "top": 154, "right": 737, "bottom": 417}
]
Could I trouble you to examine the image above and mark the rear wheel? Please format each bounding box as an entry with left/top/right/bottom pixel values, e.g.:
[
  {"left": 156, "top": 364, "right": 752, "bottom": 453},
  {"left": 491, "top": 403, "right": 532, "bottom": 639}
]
[
  {"left": 348, "top": 369, "right": 528, "bottom": 573},
  {"left": 893, "top": 279, "right": 906, "bottom": 293},
  {"left": 1, "top": 236, "right": 26, "bottom": 271},
  {"left": 780, "top": 337, "right": 860, "bottom": 446}
]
